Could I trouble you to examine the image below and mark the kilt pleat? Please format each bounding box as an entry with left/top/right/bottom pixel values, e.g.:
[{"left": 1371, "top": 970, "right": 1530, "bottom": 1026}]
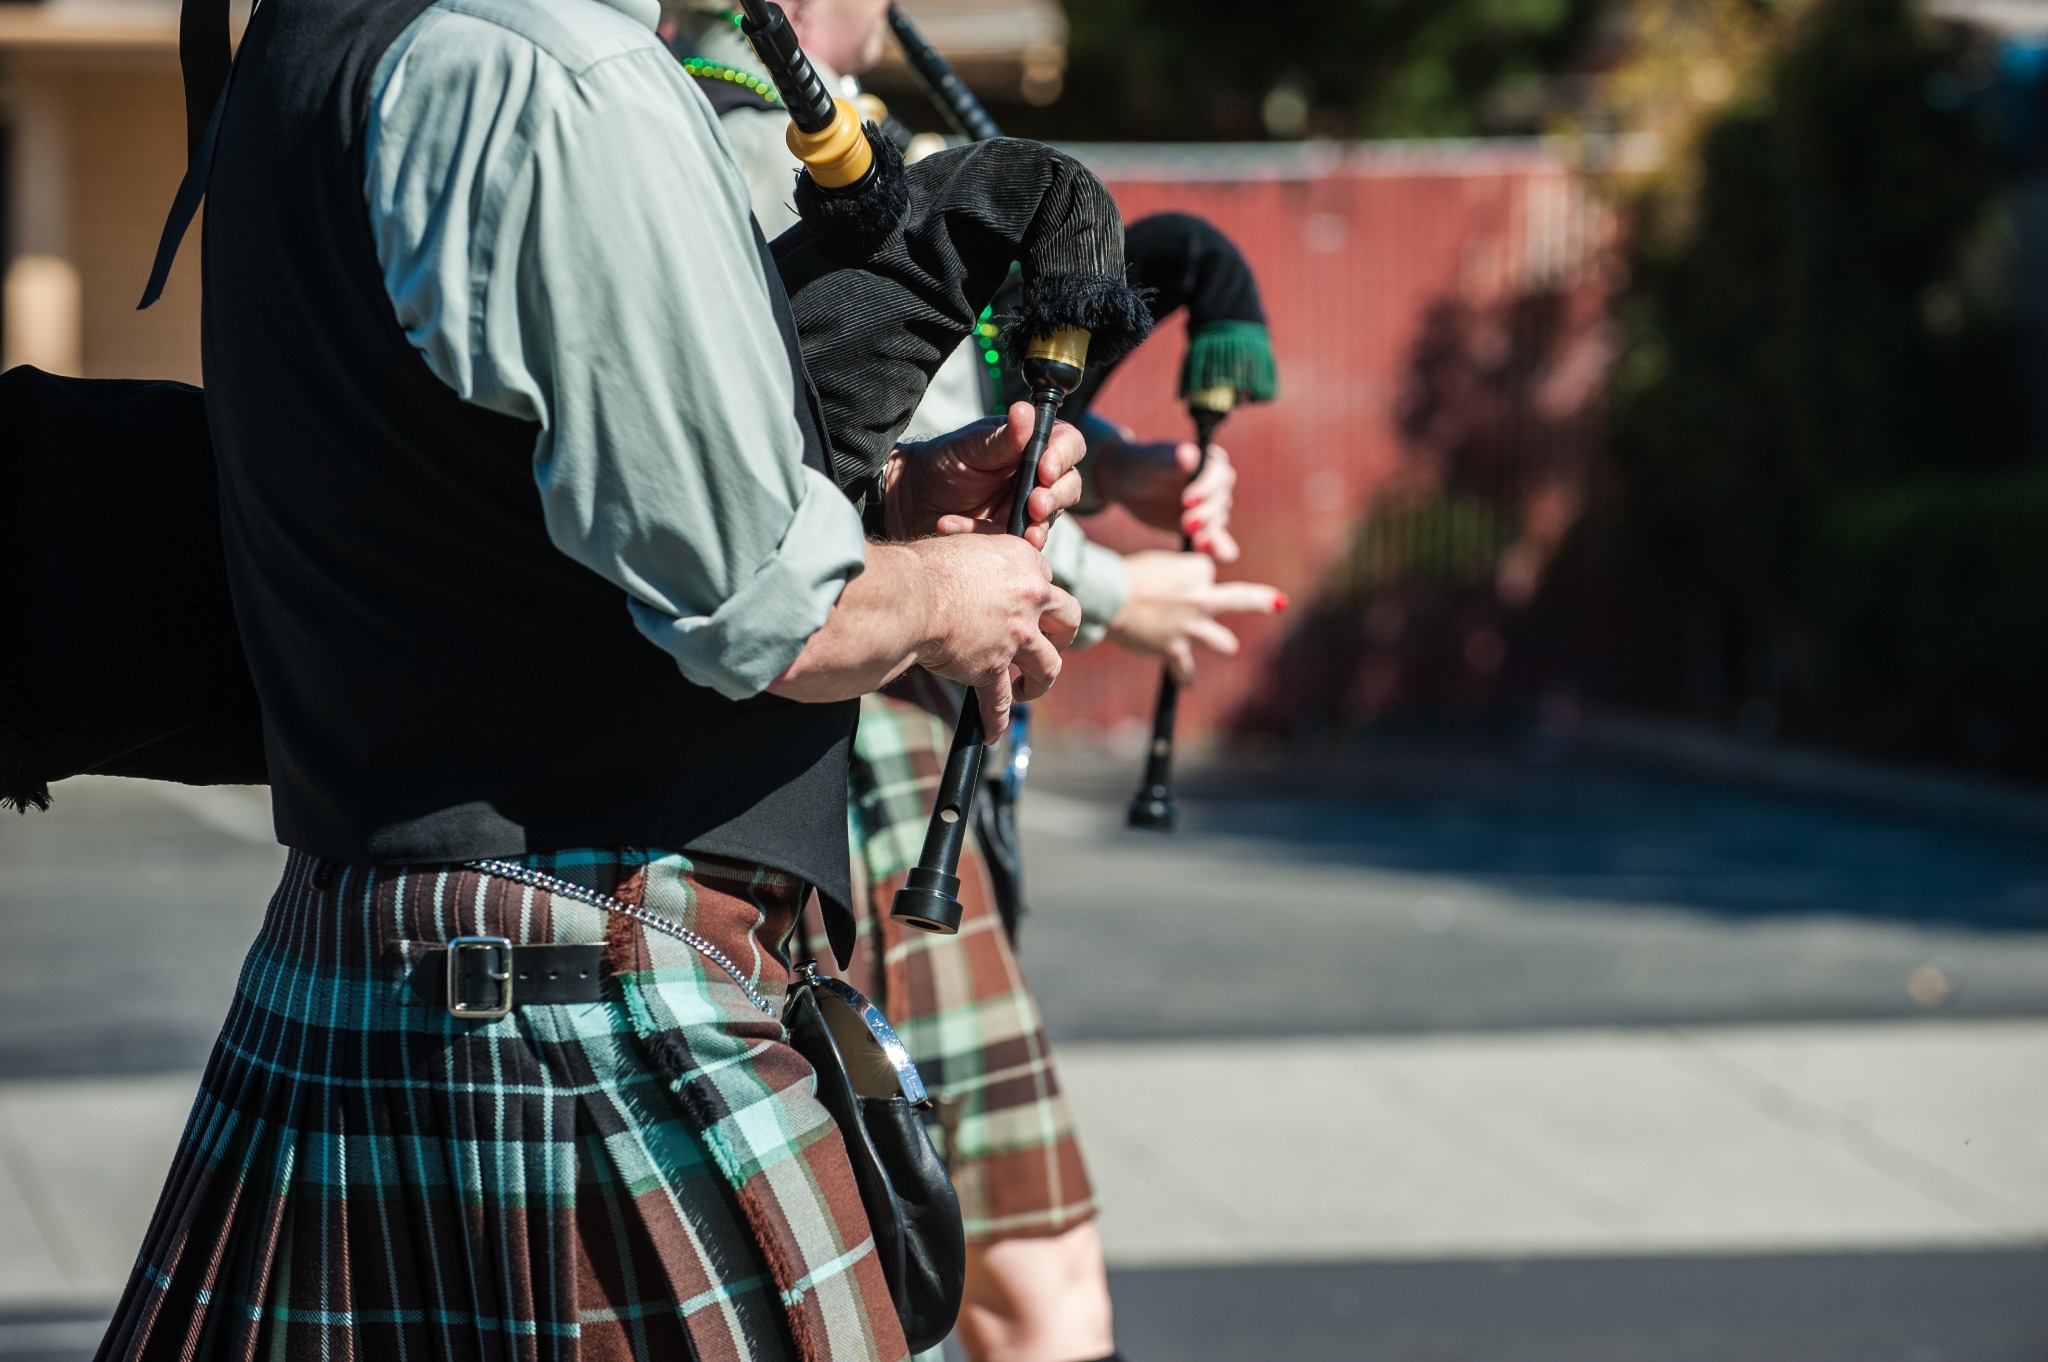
[
  {"left": 95, "top": 849, "right": 906, "bottom": 1362},
  {"left": 798, "top": 689, "right": 1097, "bottom": 1244}
]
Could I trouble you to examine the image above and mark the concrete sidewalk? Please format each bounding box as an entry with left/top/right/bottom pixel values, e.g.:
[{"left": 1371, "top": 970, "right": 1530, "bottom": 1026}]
[
  {"left": 0, "top": 1074, "right": 193, "bottom": 1307},
  {"left": 1061, "top": 1018, "right": 2047, "bottom": 1267},
  {"left": 1, "top": 1019, "right": 2039, "bottom": 1311}
]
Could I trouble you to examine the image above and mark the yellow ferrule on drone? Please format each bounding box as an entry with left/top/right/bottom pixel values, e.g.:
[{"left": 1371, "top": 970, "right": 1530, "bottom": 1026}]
[
  {"left": 1188, "top": 384, "right": 1239, "bottom": 415},
  {"left": 1025, "top": 326, "right": 1091, "bottom": 370},
  {"left": 787, "top": 98, "right": 873, "bottom": 188},
  {"left": 853, "top": 92, "right": 891, "bottom": 127}
]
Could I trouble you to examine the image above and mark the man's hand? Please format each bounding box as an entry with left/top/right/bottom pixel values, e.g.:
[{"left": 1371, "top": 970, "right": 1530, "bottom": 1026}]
[
  {"left": 914, "top": 536, "right": 1081, "bottom": 737},
  {"left": 769, "top": 536, "right": 1080, "bottom": 738},
  {"left": 1105, "top": 550, "right": 1283, "bottom": 683},
  {"left": 884, "top": 402, "right": 1085, "bottom": 550},
  {"left": 1093, "top": 435, "right": 1241, "bottom": 562}
]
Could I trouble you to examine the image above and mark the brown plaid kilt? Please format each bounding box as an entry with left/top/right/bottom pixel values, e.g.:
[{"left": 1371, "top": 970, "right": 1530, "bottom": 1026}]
[
  {"left": 97, "top": 849, "right": 905, "bottom": 1362},
  {"left": 799, "top": 686, "right": 1096, "bottom": 1244}
]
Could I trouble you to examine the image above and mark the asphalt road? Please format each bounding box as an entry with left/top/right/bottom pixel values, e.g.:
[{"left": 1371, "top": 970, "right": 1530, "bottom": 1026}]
[
  {"left": 1104, "top": 1249, "right": 2048, "bottom": 1362},
  {"left": 3, "top": 731, "right": 2046, "bottom": 1359},
  {"left": 0, "top": 778, "right": 279, "bottom": 1079},
  {"left": 1017, "top": 735, "right": 2048, "bottom": 1040}
]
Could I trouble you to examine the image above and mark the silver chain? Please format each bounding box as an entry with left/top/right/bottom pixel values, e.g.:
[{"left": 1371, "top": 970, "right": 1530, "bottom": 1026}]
[{"left": 465, "top": 859, "right": 778, "bottom": 1016}]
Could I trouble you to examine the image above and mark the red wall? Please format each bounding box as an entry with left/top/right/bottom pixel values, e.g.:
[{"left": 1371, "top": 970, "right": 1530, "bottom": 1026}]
[{"left": 1039, "top": 141, "right": 1615, "bottom": 745}]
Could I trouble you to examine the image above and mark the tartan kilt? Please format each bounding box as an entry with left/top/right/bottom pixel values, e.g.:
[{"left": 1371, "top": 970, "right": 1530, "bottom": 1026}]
[
  {"left": 97, "top": 848, "right": 906, "bottom": 1362},
  {"left": 800, "top": 686, "right": 1096, "bottom": 1244}
]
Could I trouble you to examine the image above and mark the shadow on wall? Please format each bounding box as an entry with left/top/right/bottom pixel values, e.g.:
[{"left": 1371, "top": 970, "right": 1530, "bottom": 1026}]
[
  {"left": 1529, "top": 0, "right": 2048, "bottom": 778},
  {"left": 1233, "top": 0, "right": 2048, "bottom": 784},
  {"left": 1233, "top": 275, "right": 1615, "bottom": 739}
]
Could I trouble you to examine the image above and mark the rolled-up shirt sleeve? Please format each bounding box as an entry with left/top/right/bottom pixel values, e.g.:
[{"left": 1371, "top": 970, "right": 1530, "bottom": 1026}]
[
  {"left": 1042, "top": 515, "right": 1129, "bottom": 649},
  {"left": 364, "top": 1, "right": 864, "bottom": 700}
]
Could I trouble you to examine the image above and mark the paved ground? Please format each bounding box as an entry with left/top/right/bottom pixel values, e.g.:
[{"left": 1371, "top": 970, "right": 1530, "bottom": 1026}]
[
  {"left": 3, "top": 1020, "right": 2039, "bottom": 1307},
  {"left": 0, "top": 779, "right": 279, "bottom": 1079},
  {"left": 1064, "top": 1022, "right": 2046, "bottom": 1266},
  {"left": 2, "top": 733, "right": 2046, "bottom": 1358},
  {"left": 1104, "top": 1249, "right": 2048, "bottom": 1362},
  {"left": 1016, "top": 738, "right": 2048, "bottom": 1039}
]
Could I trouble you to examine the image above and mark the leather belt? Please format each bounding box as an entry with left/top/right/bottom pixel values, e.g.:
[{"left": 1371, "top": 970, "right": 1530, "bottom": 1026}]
[{"left": 410, "top": 939, "right": 608, "bottom": 1019}]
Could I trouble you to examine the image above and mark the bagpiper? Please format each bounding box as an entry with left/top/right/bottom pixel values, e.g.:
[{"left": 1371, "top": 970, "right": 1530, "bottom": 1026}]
[{"left": 86, "top": 0, "right": 1096, "bottom": 1356}]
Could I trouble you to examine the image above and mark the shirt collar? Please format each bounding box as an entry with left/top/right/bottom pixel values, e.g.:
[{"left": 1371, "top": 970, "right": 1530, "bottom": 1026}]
[{"left": 589, "top": 0, "right": 661, "bottom": 32}]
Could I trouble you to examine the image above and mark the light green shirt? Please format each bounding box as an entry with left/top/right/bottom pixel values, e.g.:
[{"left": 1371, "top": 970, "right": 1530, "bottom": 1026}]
[{"left": 363, "top": 0, "right": 866, "bottom": 700}]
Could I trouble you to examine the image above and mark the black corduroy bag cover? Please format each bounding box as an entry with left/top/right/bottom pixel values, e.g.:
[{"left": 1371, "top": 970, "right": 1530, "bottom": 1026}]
[
  {"left": 772, "top": 136, "right": 1152, "bottom": 486},
  {"left": 1020, "top": 209, "right": 1274, "bottom": 419},
  {"left": 0, "top": 366, "right": 265, "bottom": 812}
]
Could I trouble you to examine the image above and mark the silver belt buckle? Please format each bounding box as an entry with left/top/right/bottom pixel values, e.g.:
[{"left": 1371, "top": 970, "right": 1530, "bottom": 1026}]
[{"left": 447, "top": 936, "right": 514, "bottom": 1019}]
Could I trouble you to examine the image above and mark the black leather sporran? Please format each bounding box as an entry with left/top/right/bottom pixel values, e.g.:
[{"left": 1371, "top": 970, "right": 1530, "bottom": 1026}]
[{"left": 782, "top": 963, "right": 965, "bottom": 1352}]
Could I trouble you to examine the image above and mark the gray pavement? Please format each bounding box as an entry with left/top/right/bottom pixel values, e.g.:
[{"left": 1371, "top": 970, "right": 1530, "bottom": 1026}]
[
  {"left": 2, "top": 732, "right": 2047, "bottom": 1358},
  {"left": 1016, "top": 735, "right": 2048, "bottom": 1039},
  {"left": 1063, "top": 1022, "right": 2047, "bottom": 1267},
  {"left": 1104, "top": 1249, "right": 2048, "bottom": 1362},
  {"left": 0, "top": 779, "right": 278, "bottom": 1079}
]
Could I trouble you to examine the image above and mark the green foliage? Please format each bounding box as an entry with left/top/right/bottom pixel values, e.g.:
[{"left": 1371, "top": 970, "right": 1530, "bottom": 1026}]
[
  {"left": 1814, "top": 474, "right": 2048, "bottom": 746},
  {"left": 1002, "top": 0, "right": 1605, "bottom": 141},
  {"left": 1347, "top": 493, "right": 1518, "bottom": 593},
  {"left": 1599, "top": 0, "right": 2044, "bottom": 764}
]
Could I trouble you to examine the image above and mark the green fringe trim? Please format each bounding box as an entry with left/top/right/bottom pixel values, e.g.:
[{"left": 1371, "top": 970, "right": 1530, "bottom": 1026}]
[{"left": 1180, "top": 320, "right": 1277, "bottom": 404}]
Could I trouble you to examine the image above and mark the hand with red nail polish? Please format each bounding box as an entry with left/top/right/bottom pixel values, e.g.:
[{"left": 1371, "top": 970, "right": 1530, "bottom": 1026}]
[
  {"left": 1091, "top": 432, "right": 1242, "bottom": 563},
  {"left": 1105, "top": 551, "right": 1284, "bottom": 683}
]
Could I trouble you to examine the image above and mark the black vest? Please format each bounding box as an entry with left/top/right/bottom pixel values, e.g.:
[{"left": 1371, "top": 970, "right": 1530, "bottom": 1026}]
[{"left": 202, "top": 0, "right": 858, "bottom": 928}]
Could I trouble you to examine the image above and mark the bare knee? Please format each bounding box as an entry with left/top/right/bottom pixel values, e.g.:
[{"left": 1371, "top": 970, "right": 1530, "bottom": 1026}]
[{"left": 957, "top": 1221, "right": 1114, "bottom": 1362}]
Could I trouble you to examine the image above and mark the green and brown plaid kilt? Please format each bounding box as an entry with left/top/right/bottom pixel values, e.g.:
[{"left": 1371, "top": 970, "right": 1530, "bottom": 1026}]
[
  {"left": 97, "top": 848, "right": 905, "bottom": 1362},
  {"left": 799, "top": 686, "right": 1096, "bottom": 1244}
]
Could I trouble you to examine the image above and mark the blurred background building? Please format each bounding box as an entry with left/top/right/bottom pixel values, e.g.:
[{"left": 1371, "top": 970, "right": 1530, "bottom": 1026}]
[
  {"left": 0, "top": 0, "right": 196, "bottom": 381},
  {"left": 0, "top": 0, "right": 1060, "bottom": 384}
]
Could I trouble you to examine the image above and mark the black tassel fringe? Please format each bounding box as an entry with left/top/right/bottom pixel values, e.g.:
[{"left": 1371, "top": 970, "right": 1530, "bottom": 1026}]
[
  {"left": 996, "top": 274, "right": 1155, "bottom": 373},
  {"left": 0, "top": 691, "right": 49, "bottom": 813},
  {"left": 791, "top": 126, "right": 910, "bottom": 267}
]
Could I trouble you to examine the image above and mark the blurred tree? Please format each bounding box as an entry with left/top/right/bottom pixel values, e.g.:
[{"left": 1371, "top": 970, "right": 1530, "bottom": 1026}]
[
  {"left": 1001, "top": 0, "right": 1609, "bottom": 141},
  {"left": 1579, "top": 0, "right": 2048, "bottom": 768}
]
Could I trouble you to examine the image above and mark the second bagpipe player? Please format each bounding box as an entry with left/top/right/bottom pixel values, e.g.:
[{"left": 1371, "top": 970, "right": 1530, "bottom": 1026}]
[{"left": 669, "top": 4, "right": 1283, "bottom": 1359}]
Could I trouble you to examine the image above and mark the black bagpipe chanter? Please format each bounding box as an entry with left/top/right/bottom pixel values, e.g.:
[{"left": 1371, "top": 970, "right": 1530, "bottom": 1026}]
[
  {"left": 2, "top": 1, "right": 1152, "bottom": 836},
  {"left": 1081, "top": 213, "right": 1278, "bottom": 832}
]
